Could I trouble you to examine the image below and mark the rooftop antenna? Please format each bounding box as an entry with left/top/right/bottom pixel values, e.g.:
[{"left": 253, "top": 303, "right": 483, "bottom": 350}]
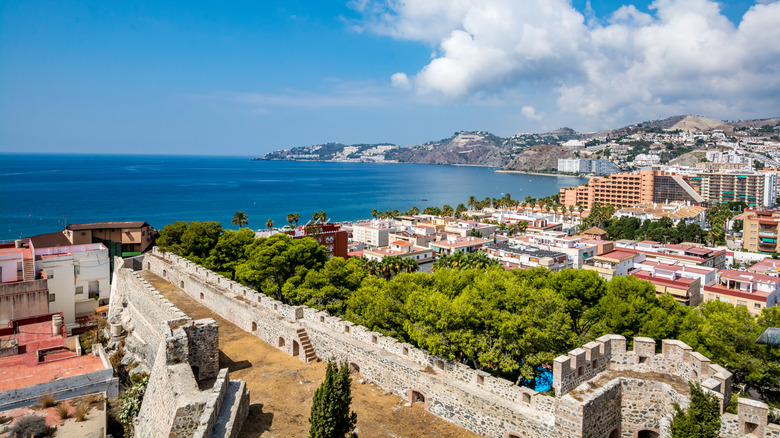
[{"left": 60, "top": 215, "right": 69, "bottom": 227}]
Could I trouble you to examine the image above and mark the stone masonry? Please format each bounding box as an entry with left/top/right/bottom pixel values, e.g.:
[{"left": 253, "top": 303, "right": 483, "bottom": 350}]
[
  {"left": 137, "top": 248, "right": 779, "bottom": 438},
  {"left": 108, "top": 257, "right": 249, "bottom": 438}
]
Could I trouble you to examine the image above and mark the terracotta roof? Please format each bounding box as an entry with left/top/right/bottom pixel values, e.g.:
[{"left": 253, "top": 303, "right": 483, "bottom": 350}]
[
  {"left": 596, "top": 250, "right": 639, "bottom": 262},
  {"left": 582, "top": 227, "right": 607, "bottom": 235}
]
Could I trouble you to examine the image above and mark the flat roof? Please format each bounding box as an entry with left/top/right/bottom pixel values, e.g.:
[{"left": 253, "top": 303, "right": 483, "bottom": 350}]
[
  {"left": 720, "top": 269, "right": 780, "bottom": 284},
  {"left": 596, "top": 250, "right": 639, "bottom": 262},
  {"left": 0, "top": 318, "right": 105, "bottom": 393},
  {"left": 64, "top": 221, "right": 149, "bottom": 230}
]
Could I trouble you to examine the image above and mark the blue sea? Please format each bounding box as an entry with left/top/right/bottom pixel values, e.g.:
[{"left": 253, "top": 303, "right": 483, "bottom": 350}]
[{"left": 0, "top": 154, "right": 586, "bottom": 241}]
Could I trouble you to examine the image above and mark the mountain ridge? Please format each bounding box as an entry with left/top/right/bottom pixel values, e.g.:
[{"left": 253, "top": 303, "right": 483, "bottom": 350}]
[{"left": 256, "top": 115, "right": 780, "bottom": 171}]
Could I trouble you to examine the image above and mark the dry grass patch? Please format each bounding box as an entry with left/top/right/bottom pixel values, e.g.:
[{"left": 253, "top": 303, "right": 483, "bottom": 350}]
[
  {"left": 75, "top": 403, "right": 89, "bottom": 422},
  {"left": 55, "top": 403, "right": 70, "bottom": 419},
  {"left": 39, "top": 392, "right": 56, "bottom": 409}
]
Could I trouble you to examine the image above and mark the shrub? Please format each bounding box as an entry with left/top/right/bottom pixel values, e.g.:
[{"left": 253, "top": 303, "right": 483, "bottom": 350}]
[
  {"left": 119, "top": 374, "right": 149, "bottom": 436},
  {"left": 8, "top": 415, "right": 53, "bottom": 438},
  {"left": 40, "top": 393, "right": 55, "bottom": 409},
  {"left": 109, "top": 347, "right": 124, "bottom": 370},
  {"left": 55, "top": 403, "right": 70, "bottom": 419}
]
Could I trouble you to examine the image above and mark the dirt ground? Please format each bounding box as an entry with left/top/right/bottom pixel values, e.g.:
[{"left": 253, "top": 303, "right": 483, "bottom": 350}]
[{"left": 141, "top": 271, "right": 482, "bottom": 438}]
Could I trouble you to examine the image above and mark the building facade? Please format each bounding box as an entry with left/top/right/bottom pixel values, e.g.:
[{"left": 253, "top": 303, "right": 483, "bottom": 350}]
[
  {"left": 743, "top": 209, "right": 780, "bottom": 253},
  {"left": 688, "top": 172, "right": 777, "bottom": 208},
  {"left": 559, "top": 170, "right": 704, "bottom": 209}
]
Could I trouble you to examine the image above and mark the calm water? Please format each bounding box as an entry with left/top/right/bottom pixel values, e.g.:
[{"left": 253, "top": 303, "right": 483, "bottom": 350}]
[{"left": 0, "top": 154, "right": 586, "bottom": 241}]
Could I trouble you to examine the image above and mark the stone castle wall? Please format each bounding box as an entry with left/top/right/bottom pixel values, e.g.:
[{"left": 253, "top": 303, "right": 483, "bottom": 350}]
[
  {"left": 109, "top": 259, "right": 249, "bottom": 438},
  {"left": 144, "top": 249, "right": 779, "bottom": 438}
]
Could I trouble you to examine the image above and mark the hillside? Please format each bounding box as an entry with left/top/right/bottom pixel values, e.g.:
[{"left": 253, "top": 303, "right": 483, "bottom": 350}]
[
  {"left": 502, "top": 144, "right": 576, "bottom": 172},
  {"left": 255, "top": 115, "right": 779, "bottom": 171}
]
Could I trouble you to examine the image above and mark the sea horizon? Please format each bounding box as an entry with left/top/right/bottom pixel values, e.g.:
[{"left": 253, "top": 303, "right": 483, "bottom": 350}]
[{"left": 0, "top": 153, "right": 587, "bottom": 241}]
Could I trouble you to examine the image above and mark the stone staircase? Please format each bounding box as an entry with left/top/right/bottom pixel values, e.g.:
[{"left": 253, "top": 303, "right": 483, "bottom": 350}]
[
  {"left": 23, "top": 259, "right": 35, "bottom": 281},
  {"left": 296, "top": 328, "right": 318, "bottom": 363}
]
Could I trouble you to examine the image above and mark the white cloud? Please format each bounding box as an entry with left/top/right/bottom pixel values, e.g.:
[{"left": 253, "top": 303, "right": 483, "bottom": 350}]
[
  {"left": 521, "top": 105, "right": 542, "bottom": 120},
  {"left": 391, "top": 72, "right": 411, "bottom": 89},
  {"left": 353, "top": 0, "right": 780, "bottom": 128}
]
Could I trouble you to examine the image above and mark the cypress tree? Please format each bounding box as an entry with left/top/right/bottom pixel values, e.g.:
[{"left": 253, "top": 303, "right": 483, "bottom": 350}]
[
  {"left": 670, "top": 382, "right": 722, "bottom": 438},
  {"left": 309, "top": 361, "right": 358, "bottom": 438}
]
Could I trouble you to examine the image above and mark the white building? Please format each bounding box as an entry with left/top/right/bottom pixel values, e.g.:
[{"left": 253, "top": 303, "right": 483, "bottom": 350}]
[
  {"left": 351, "top": 219, "right": 396, "bottom": 248},
  {"left": 37, "top": 243, "right": 110, "bottom": 331},
  {"left": 557, "top": 158, "right": 619, "bottom": 175}
]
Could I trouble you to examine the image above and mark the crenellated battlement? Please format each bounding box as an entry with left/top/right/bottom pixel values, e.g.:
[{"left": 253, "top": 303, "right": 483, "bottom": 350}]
[
  {"left": 554, "top": 335, "right": 732, "bottom": 407},
  {"left": 141, "top": 248, "right": 780, "bottom": 438}
]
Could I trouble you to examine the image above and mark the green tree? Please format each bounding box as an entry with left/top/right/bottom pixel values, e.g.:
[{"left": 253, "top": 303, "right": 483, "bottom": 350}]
[
  {"left": 236, "top": 234, "right": 327, "bottom": 301},
  {"left": 545, "top": 269, "right": 605, "bottom": 338},
  {"left": 231, "top": 211, "right": 249, "bottom": 228},
  {"left": 156, "top": 221, "right": 191, "bottom": 253},
  {"left": 206, "top": 228, "right": 255, "bottom": 280},
  {"left": 293, "top": 213, "right": 301, "bottom": 226},
  {"left": 287, "top": 213, "right": 295, "bottom": 227},
  {"left": 670, "top": 382, "right": 721, "bottom": 438},
  {"left": 283, "top": 257, "right": 367, "bottom": 314},
  {"left": 309, "top": 361, "right": 357, "bottom": 438},
  {"left": 180, "top": 221, "right": 223, "bottom": 264},
  {"left": 266, "top": 218, "right": 274, "bottom": 229},
  {"left": 371, "top": 208, "right": 378, "bottom": 219},
  {"left": 679, "top": 301, "right": 774, "bottom": 397}
]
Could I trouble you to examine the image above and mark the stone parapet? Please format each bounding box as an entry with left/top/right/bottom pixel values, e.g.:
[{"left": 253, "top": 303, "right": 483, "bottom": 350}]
[{"left": 144, "top": 248, "right": 779, "bottom": 438}]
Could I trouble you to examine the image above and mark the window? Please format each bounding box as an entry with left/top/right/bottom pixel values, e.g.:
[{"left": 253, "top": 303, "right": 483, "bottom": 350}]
[
  {"left": 46, "top": 270, "right": 53, "bottom": 279},
  {"left": 754, "top": 303, "right": 762, "bottom": 309},
  {"left": 49, "top": 293, "right": 55, "bottom": 302},
  {"left": 74, "top": 265, "right": 80, "bottom": 275},
  {"left": 88, "top": 280, "right": 99, "bottom": 298},
  {"left": 737, "top": 300, "right": 747, "bottom": 307},
  {"left": 75, "top": 286, "right": 84, "bottom": 295}
]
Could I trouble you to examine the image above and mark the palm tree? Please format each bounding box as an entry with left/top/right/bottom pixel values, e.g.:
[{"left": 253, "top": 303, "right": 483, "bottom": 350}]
[
  {"left": 293, "top": 213, "right": 300, "bottom": 226},
  {"left": 287, "top": 213, "right": 295, "bottom": 227},
  {"left": 517, "top": 220, "right": 528, "bottom": 235},
  {"left": 232, "top": 211, "right": 249, "bottom": 228},
  {"left": 402, "top": 258, "right": 419, "bottom": 273},
  {"left": 266, "top": 218, "right": 274, "bottom": 229},
  {"left": 409, "top": 206, "right": 420, "bottom": 215},
  {"left": 371, "top": 208, "right": 379, "bottom": 219},
  {"left": 468, "top": 196, "right": 476, "bottom": 210}
]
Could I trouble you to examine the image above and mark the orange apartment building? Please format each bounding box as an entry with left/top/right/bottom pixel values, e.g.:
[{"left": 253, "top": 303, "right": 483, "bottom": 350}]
[
  {"left": 743, "top": 209, "right": 780, "bottom": 254},
  {"left": 559, "top": 170, "right": 704, "bottom": 209}
]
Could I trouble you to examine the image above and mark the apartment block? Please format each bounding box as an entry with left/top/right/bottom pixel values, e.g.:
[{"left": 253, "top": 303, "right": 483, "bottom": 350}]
[
  {"left": 482, "top": 242, "right": 570, "bottom": 271},
  {"left": 351, "top": 220, "right": 396, "bottom": 248},
  {"left": 557, "top": 158, "right": 619, "bottom": 175},
  {"left": 430, "top": 236, "right": 489, "bottom": 255},
  {"left": 703, "top": 270, "right": 780, "bottom": 314},
  {"left": 688, "top": 172, "right": 777, "bottom": 208},
  {"left": 363, "top": 240, "right": 434, "bottom": 264},
  {"left": 514, "top": 232, "right": 600, "bottom": 268},
  {"left": 559, "top": 170, "right": 704, "bottom": 209},
  {"left": 743, "top": 209, "right": 780, "bottom": 253},
  {"left": 582, "top": 250, "right": 644, "bottom": 280}
]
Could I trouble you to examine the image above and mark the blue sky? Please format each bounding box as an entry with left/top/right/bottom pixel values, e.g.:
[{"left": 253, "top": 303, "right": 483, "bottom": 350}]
[{"left": 1, "top": 0, "right": 778, "bottom": 155}]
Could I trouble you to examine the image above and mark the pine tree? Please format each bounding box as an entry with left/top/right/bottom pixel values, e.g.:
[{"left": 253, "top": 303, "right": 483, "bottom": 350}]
[
  {"left": 670, "top": 382, "right": 722, "bottom": 438},
  {"left": 309, "top": 361, "right": 358, "bottom": 438}
]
